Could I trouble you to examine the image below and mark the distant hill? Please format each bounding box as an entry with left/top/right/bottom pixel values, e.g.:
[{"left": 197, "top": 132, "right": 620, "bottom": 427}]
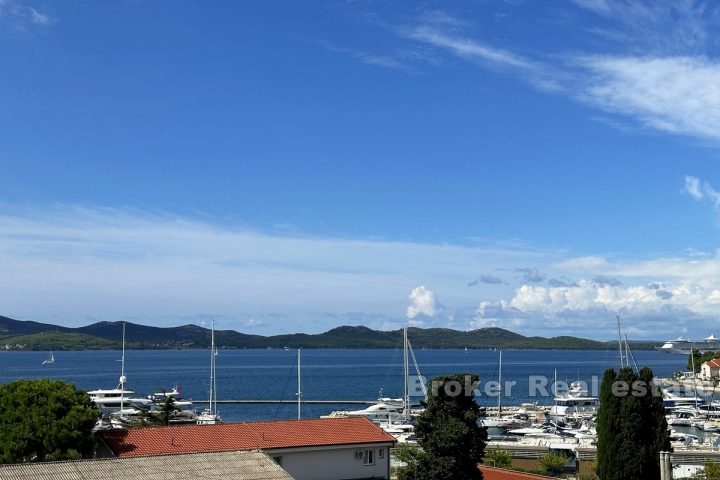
[{"left": 0, "top": 315, "right": 663, "bottom": 351}]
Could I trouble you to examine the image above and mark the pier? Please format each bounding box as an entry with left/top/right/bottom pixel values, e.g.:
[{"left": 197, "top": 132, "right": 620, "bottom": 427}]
[{"left": 192, "top": 399, "right": 375, "bottom": 405}]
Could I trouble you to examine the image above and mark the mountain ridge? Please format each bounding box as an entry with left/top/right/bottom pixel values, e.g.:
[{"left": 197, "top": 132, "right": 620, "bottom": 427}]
[{"left": 0, "top": 315, "right": 662, "bottom": 351}]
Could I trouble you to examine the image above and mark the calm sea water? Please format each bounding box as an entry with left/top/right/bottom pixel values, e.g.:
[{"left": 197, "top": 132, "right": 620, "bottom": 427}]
[{"left": 0, "top": 348, "right": 687, "bottom": 422}]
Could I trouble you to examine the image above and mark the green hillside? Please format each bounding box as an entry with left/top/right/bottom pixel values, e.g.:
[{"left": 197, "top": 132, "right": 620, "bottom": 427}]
[{"left": 0, "top": 315, "right": 664, "bottom": 351}]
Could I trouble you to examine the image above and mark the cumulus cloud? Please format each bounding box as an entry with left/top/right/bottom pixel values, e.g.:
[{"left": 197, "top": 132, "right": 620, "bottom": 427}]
[
  {"left": 474, "top": 274, "right": 720, "bottom": 337},
  {"left": 406, "top": 285, "right": 437, "bottom": 324}
]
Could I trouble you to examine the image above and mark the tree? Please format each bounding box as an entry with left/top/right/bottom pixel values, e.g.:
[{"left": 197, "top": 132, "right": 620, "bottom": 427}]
[
  {"left": 398, "top": 373, "right": 487, "bottom": 480},
  {"left": 538, "top": 451, "right": 568, "bottom": 477},
  {"left": 155, "top": 395, "right": 180, "bottom": 426},
  {"left": 693, "top": 462, "right": 720, "bottom": 480},
  {"left": 0, "top": 379, "right": 100, "bottom": 463},
  {"left": 486, "top": 450, "right": 512, "bottom": 469},
  {"left": 688, "top": 349, "right": 720, "bottom": 373},
  {"left": 596, "top": 367, "right": 669, "bottom": 480}
]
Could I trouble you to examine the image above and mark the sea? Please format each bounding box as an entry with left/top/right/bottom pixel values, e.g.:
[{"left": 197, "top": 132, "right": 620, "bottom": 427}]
[{"left": 0, "top": 348, "right": 688, "bottom": 422}]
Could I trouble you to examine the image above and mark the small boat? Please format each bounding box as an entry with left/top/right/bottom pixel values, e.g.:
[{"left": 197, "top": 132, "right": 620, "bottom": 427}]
[{"left": 42, "top": 351, "right": 54, "bottom": 365}]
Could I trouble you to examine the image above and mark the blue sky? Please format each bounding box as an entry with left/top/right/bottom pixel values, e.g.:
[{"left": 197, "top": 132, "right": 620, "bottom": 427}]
[{"left": 2, "top": 0, "right": 720, "bottom": 340}]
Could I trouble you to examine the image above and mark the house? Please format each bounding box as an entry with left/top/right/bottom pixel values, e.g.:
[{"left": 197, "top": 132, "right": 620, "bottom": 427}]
[
  {"left": 0, "top": 450, "right": 293, "bottom": 480},
  {"left": 98, "top": 417, "right": 396, "bottom": 480},
  {"left": 700, "top": 357, "right": 720, "bottom": 381}
]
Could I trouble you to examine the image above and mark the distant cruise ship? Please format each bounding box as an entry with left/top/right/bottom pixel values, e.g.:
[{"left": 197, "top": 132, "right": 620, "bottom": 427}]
[{"left": 658, "top": 334, "right": 720, "bottom": 354}]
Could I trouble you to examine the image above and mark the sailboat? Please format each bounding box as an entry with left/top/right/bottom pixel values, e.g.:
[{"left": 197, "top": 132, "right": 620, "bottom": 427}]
[
  {"left": 197, "top": 320, "right": 221, "bottom": 424},
  {"left": 42, "top": 350, "right": 54, "bottom": 365},
  {"left": 479, "top": 351, "right": 530, "bottom": 429},
  {"left": 377, "top": 326, "right": 427, "bottom": 443},
  {"left": 321, "top": 326, "right": 426, "bottom": 435}
]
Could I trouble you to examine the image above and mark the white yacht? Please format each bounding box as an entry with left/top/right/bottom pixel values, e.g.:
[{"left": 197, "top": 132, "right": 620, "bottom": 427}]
[
  {"left": 88, "top": 323, "right": 151, "bottom": 415},
  {"left": 88, "top": 387, "right": 151, "bottom": 414},
  {"left": 547, "top": 381, "right": 599, "bottom": 421},
  {"left": 322, "top": 326, "right": 426, "bottom": 429},
  {"left": 322, "top": 398, "right": 405, "bottom": 421},
  {"left": 147, "top": 387, "right": 197, "bottom": 423}
]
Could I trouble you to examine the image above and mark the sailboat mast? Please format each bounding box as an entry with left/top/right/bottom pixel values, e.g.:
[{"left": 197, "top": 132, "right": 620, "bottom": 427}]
[
  {"left": 210, "top": 320, "right": 215, "bottom": 415},
  {"left": 498, "top": 350, "right": 502, "bottom": 415},
  {"left": 616, "top": 314, "right": 624, "bottom": 369},
  {"left": 403, "top": 326, "right": 410, "bottom": 422},
  {"left": 691, "top": 349, "right": 698, "bottom": 410},
  {"left": 297, "top": 348, "right": 302, "bottom": 420},
  {"left": 120, "top": 322, "right": 126, "bottom": 413}
]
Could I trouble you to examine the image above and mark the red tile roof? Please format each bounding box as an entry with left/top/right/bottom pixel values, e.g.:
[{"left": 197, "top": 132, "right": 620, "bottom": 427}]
[
  {"left": 100, "top": 417, "right": 396, "bottom": 458},
  {"left": 705, "top": 357, "right": 720, "bottom": 369},
  {"left": 479, "top": 466, "right": 554, "bottom": 480}
]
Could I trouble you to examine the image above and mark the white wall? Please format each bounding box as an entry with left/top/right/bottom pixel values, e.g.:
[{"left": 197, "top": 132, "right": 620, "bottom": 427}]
[
  {"left": 701, "top": 364, "right": 718, "bottom": 380},
  {"left": 268, "top": 444, "right": 391, "bottom": 480}
]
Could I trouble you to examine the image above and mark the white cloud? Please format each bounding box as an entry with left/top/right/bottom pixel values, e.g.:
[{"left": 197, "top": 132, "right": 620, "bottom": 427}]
[
  {"left": 554, "top": 256, "right": 609, "bottom": 271},
  {"left": 576, "top": 56, "right": 720, "bottom": 142},
  {"left": 406, "top": 285, "right": 437, "bottom": 323},
  {"left": 6, "top": 203, "right": 720, "bottom": 338},
  {"left": 684, "top": 175, "right": 704, "bottom": 200},
  {"left": 404, "top": 26, "right": 535, "bottom": 71},
  {"left": 0, "top": 0, "right": 53, "bottom": 29},
  {"left": 0, "top": 204, "right": 556, "bottom": 333},
  {"left": 386, "top": 2, "right": 720, "bottom": 143},
  {"left": 571, "top": 0, "right": 612, "bottom": 15},
  {"left": 683, "top": 175, "right": 720, "bottom": 208},
  {"left": 319, "top": 41, "right": 411, "bottom": 71}
]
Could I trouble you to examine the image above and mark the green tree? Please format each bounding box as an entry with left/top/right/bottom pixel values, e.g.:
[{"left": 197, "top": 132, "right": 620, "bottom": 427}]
[
  {"left": 693, "top": 462, "right": 720, "bottom": 480},
  {"left": 398, "top": 373, "right": 488, "bottom": 480},
  {"left": 596, "top": 367, "right": 669, "bottom": 480},
  {"left": 155, "top": 395, "right": 180, "bottom": 426},
  {"left": 486, "top": 449, "right": 512, "bottom": 469},
  {"left": 538, "top": 451, "right": 568, "bottom": 477},
  {"left": 393, "top": 443, "right": 422, "bottom": 465},
  {"left": 688, "top": 349, "right": 720, "bottom": 373},
  {"left": 0, "top": 379, "right": 100, "bottom": 464}
]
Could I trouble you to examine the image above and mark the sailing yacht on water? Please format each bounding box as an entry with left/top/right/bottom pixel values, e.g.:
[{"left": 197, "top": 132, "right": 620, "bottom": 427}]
[
  {"left": 197, "top": 320, "right": 221, "bottom": 424},
  {"left": 321, "top": 326, "right": 426, "bottom": 440},
  {"left": 479, "top": 351, "right": 530, "bottom": 429},
  {"left": 42, "top": 351, "right": 54, "bottom": 365}
]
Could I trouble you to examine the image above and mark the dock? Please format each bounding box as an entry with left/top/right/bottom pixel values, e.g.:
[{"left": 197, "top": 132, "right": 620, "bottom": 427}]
[{"left": 192, "top": 399, "right": 375, "bottom": 405}]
